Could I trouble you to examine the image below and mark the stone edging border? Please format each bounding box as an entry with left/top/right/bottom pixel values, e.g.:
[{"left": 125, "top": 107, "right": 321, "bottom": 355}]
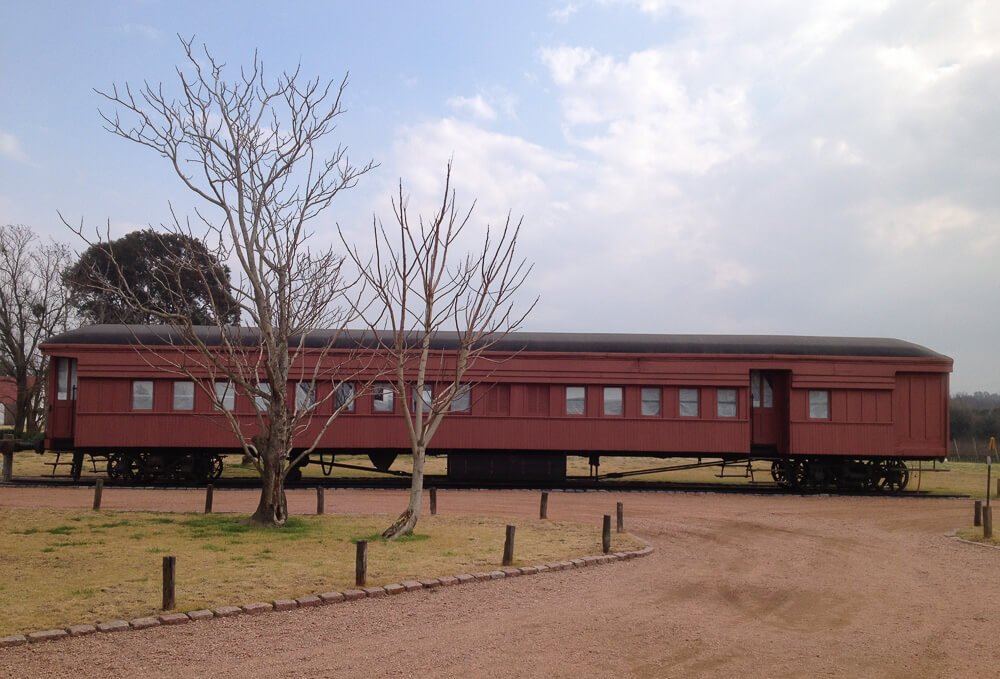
[
  {"left": 0, "top": 542, "right": 654, "bottom": 648},
  {"left": 945, "top": 529, "right": 1000, "bottom": 551}
]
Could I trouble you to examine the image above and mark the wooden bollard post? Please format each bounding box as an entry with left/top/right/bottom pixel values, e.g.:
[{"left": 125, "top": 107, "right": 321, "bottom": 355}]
[
  {"left": 984, "top": 507, "right": 994, "bottom": 540},
  {"left": 602, "top": 514, "right": 611, "bottom": 554},
  {"left": 204, "top": 484, "right": 214, "bottom": 514},
  {"left": 429, "top": 487, "right": 437, "bottom": 516},
  {"left": 162, "top": 556, "right": 176, "bottom": 610},
  {"left": 355, "top": 540, "right": 367, "bottom": 587},
  {"left": 988, "top": 457, "right": 993, "bottom": 510},
  {"left": 92, "top": 479, "right": 104, "bottom": 511},
  {"left": 540, "top": 492, "right": 549, "bottom": 520},
  {"left": 616, "top": 501, "right": 624, "bottom": 533},
  {"left": 316, "top": 487, "right": 325, "bottom": 515},
  {"left": 1, "top": 451, "right": 12, "bottom": 483},
  {"left": 974, "top": 500, "right": 983, "bottom": 527},
  {"left": 502, "top": 525, "right": 516, "bottom": 567}
]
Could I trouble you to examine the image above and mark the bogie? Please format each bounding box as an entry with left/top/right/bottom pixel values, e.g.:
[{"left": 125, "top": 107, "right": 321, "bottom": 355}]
[
  {"left": 105, "top": 452, "right": 224, "bottom": 484},
  {"left": 770, "top": 457, "right": 910, "bottom": 493}
]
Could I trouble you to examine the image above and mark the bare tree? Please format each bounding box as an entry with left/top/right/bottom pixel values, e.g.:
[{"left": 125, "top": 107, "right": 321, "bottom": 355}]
[
  {"left": 342, "top": 162, "right": 534, "bottom": 539},
  {"left": 64, "top": 38, "right": 374, "bottom": 525},
  {"left": 0, "top": 225, "right": 73, "bottom": 436}
]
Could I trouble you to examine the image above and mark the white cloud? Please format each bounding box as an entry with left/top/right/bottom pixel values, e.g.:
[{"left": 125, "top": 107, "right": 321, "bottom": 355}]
[
  {"left": 863, "top": 198, "right": 979, "bottom": 252},
  {"left": 550, "top": 2, "right": 579, "bottom": 23},
  {"left": 811, "top": 137, "right": 865, "bottom": 166},
  {"left": 380, "top": 118, "right": 577, "bottom": 229},
  {"left": 379, "top": 0, "right": 1000, "bottom": 390},
  {"left": 0, "top": 132, "right": 28, "bottom": 162},
  {"left": 602, "top": 0, "right": 672, "bottom": 18},
  {"left": 446, "top": 94, "right": 497, "bottom": 121},
  {"left": 539, "top": 46, "right": 755, "bottom": 175},
  {"left": 539, "top": 46, "right": 596, "bottom": 87}
]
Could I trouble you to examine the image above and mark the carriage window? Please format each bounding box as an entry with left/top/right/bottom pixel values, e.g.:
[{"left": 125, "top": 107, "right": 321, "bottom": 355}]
[
  {"left": 373, "top": 382, "right": 394, "bottom": 412},
  {"left": 641, "top": 388, "right": 661, "bottom": 416},
  {"left": 717, "top": 388, "right": 737, "bottom": 418},
  {"left": 566, "top": 386, "right": 585, "bottom": 415},
  {"left": 751, "top": 372, "right": 773, "bottom": 408},
  {"left": 253, "top": 382, "right": 271, "bottom": 412},
  {"left": 679, "top": 388, "right": 699, "bottom": 417},
  {"left": 809, "top": 390, "right": 829, "bottom": 419},
  {"left": 603, "top": 387, "right": 623, "bottom": 416},
  {"left": 56, "top": 358, "right": 77, "bottom": 400},
  {"left": 450, "top": 384, "right": 471, "bottom": 412},
  {"left": 296, "top": 382, "right": 316, "bottom": 412},
  {"left": 214, "top": 381, "right": 235, "bottom": 411},
  {"left": 132, "top": 380, "right": 153, "bottom": 410},
  {"left": 413, "top": 384, "right": 433, "bottom": 412},
  {"left": 172, "top": 381, "right": 194, "bottom": 411},
  {"left": 334, "top": 382, "right": 355, "bottom": 412},
  {"left": 57, "top": 359, "right": 68, "bottom": 400}
]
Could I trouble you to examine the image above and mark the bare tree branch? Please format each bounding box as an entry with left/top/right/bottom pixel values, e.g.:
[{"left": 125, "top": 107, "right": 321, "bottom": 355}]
[
  {"left": 0, "top": 225, "right": 74, "bottom": 436},
  {"left": 340, "top": 160, "right": 535, "bottom": 539},
  {"left": 65, "top": 38, "right": 375, "bottom": 526}
]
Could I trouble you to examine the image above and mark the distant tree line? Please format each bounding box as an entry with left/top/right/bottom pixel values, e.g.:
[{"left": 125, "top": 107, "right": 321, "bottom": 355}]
[{"left": 950, "top": 392, "right": 1000, "bottom": 445}]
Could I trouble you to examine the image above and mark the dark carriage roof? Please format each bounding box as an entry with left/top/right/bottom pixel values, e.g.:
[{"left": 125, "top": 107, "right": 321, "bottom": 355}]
[{"left": 43, "top": 325, "right": 950, "bottom": 360}]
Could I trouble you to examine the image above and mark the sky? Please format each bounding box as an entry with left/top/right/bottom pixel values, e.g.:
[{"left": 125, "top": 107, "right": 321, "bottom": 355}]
[{"left": 1, "top": 1, "right": 998, "bottom": 393}]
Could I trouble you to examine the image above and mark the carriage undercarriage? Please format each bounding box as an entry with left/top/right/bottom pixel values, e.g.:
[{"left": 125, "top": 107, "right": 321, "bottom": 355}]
[{"left": 85, "top": 449, "right": 920, "bottom": 493}]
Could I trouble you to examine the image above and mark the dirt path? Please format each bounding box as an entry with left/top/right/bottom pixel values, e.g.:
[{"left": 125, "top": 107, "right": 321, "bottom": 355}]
[{"left": 0, "top": 487, "right": 990, "bottom": 678}]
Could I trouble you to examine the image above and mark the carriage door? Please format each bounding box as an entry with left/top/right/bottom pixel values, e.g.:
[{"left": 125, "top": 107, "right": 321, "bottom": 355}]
[
  {"left": 750, "top": 370, "right": 789, "bottom": 454},
  {"left": 49, "top": 357, "right": 77, "bottom": 442}
]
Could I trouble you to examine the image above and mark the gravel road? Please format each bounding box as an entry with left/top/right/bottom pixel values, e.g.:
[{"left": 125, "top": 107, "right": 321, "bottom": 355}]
[{"left": 0, "top": 487, "right": 990, "bottom": 678}]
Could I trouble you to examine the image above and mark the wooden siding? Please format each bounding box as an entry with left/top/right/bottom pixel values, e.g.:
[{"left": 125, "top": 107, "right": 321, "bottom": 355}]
[
  {"left": 44, "top": 341, "right": 952, "bottom": 459},
  {"left": 893, "top": 372, "right": 949, "bottom": 455}
]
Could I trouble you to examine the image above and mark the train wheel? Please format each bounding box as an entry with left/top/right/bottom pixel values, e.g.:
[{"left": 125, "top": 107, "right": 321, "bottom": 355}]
[
  {"left": 106, "top": 454, "right": 124, "bottom": 481},
  {"left": 771, "top": 460, "right": 799, "bottom": 487},
  {"left": 788, "top": 460, "right": 808, "bottom": 490},
  {"left": 772, "top": 460, "right": 806, "bottom": 490},
  {"left": 862, "top": 461, "right": 880, "bottom": 491},
  {"left": 800, "top": 459, "right": 823, "bottom": 492},
  {"left": 210, "top": 455, "right": 224, "bottom": 480},
  {"left": 117, "top": 453, "right": 143, "bottom": 483},
  {"left": 874, "top": 460, "right": 909, "bottom": 493},
  {"left": 770, "top": 461, "right": 785, "bottom": 484}
]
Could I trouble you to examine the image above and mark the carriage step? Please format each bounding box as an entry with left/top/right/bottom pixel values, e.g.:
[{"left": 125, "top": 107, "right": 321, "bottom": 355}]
[{"left": 43, "top": 452, "right": 106, "bottom": 477}]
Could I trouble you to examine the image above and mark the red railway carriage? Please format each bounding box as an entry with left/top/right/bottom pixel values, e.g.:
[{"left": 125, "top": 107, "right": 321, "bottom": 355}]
[{"left": 41, "top": 326, "right": 952, "bottom": 491}]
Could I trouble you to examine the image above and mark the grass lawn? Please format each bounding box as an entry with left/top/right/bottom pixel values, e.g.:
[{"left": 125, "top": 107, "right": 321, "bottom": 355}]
[
  {"left": 909, "top": 461, "right": 998, "bottom": 499},
  {"left": 0, "top": 508, "right": 642, "bottom": 636}
]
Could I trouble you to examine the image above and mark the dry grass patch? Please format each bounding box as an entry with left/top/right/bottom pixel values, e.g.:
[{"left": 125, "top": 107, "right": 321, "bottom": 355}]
[
  {"left": 912, "top": 461, "right": 996, "bottom": 498},
  {"left": 955, "top": 526, "right": 1000, "bottom": 547},
  {"left": 0, "top": 507, "right": 642, "bottom": 636}
]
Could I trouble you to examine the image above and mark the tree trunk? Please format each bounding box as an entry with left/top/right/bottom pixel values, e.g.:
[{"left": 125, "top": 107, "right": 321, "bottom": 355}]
[
  {"left": 383, "top": 445, "right": 426, "bottom": 539},
  {"left": 13, "top": 376, "right": 31, "bottom": 438},
  {"left": 250, "top": 451, "right": 287, "bottom": 526}
]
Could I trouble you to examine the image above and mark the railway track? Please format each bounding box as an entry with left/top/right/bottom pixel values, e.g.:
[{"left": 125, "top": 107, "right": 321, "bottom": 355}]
[{"left": 2, "top": 475, "right": 959, "bottom": 497}]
